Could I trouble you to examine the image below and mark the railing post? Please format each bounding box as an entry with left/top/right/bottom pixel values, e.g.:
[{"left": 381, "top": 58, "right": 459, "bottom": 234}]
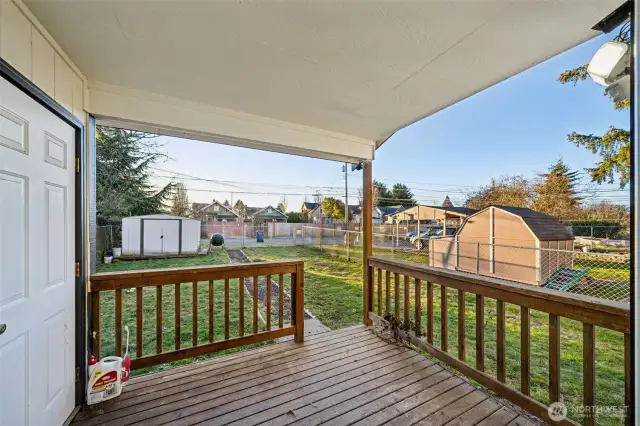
[
  {"left": 476, "top": 242, "right": 480, "bottom": 274},
  {"left": 294, "top": 263, "right": 305, "bottom": 342},
  {"left": 362, "top": 160, "right": 373, "bottom": 325}
]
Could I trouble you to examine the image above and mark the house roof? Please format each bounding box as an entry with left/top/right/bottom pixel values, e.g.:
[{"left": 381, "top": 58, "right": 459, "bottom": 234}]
[
  {"left": 379, "top": 205, "right": 405, "bottom": 215},
  {"left": 421, "top": 205, "right": 478, "bottom": 217},
  {"left": 196, "top": 200, "right": 240, "bottom": 216},
  {"left": 491, "top": 206, "right": 574, "bottom": 241},
  {"left": 25, "top": 1, "right": 623, "bottom": 162},
  {"left": 302, "top": 202, "right": 318, "bottom": 210},
  {"left": 249, "top": 205, "right": 288, "bottom": 219},
  {"left": 126, "top": 214, "right": 194, "bottom": 220}
]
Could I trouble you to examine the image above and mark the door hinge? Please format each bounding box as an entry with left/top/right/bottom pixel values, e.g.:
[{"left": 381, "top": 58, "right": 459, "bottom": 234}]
[
  {"left": 75, "top": 366, "right": 80, "bottom": 382},
  {"left": 75, "top": 262, "right": 80, "bottom": 278},
  {"left": 75, "top": 157, "right": 80, "bottom": 173}
]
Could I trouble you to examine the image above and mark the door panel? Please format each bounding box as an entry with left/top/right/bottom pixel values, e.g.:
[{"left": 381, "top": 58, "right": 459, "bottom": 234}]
[{"left": 0, "top": 76, "right": 75, "bottom": 426}]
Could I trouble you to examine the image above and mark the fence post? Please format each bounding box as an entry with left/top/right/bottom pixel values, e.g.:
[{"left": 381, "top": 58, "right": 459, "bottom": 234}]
[
  {"left": 476, "top": 242, "right": 480, "bottom": 274},
  {"left": 346, "top": 230, "right": 350, "bottom": 262}
]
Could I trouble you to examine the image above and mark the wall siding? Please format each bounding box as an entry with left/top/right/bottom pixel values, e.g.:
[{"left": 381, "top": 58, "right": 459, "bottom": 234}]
[{"left": 0, "top": 0, "right": 86, "bottom": 122}]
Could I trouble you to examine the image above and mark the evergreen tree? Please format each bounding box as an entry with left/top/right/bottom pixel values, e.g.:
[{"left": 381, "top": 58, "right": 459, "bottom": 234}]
[
  {"left": 391, "top": 183, "right": 415, "bottom": 208},
  {"left": 96, "top": 127, "right": 174, "bottom": 225},
  {"left": 558, "top": 24, "right": 631, "bottom": 187},
  {"left": 374, "top": 180, "right": 393, "bottom": 207},
  {"left": 442, "top": 195, "right": 454, "bottom": 208},
  {"left": 170, "top": 183, "right": 190, "bottom": 217},
  {"left": 531, "top": 159, "right": 582, "bottom": 219}
]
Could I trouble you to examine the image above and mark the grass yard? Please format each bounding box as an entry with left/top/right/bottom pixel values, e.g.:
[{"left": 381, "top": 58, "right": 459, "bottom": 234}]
[{"left": 95, "top": 250, "right": 268, "bottom": 376}]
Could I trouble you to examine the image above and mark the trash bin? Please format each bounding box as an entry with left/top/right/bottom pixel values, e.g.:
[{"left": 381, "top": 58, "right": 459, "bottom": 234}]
[{"left": 256, "top": 231, "right": 264, "bottom": 243}]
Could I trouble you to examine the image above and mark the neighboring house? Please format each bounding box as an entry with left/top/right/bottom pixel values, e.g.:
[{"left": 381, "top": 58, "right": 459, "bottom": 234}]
[
  {"left": 352, "top": 207, "right": 383, "bottom": 224},
  {"left": 192, "top": 200, "right": 240, "bottom": 222},
  {"left": 247, "top": 205, "right": 288, "bottom": 224},
  {"left": 301, "top": 202, "right": 318, "bottom": 215},
  {"left": 387, "top": 205, "right": 476, "bottom": 225},
  {"left": 378, "top": 205, "right": 405, "bottom": 223},
  {"left": 308, "top": 204, "right": 359, "bottom": 224}
]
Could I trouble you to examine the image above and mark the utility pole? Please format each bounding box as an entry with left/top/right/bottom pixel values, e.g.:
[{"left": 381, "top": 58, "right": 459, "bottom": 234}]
[{"left": 344, "top": 163, "right": 348, "bottom": 227}]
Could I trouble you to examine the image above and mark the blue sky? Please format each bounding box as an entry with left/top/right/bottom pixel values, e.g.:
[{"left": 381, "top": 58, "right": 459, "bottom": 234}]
[{"left": 153, "top": 31, "right": 630, "bottom": 210}]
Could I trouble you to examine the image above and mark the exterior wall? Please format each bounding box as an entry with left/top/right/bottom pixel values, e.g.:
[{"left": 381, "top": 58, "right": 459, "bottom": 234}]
[
  {"left": 429, "top": 237, "right": 457, "bottom": 270},
  {"left": 492, "top": 209, "right": 537, "bottom": 284},
  {"left": 0, "top": 0, "right": 86, "bottom": 122},
  {"left": 121, "top": 217, "right": 141, "bottom": 256},
  {"left": 457, "top": 210, "right": 491, "bottom": 274},
  {"left": 456, "top": 208, "right": 538, "bottom": 285},
  {"left": 181, "top": 219, "right": 200, "bottom": 254}
]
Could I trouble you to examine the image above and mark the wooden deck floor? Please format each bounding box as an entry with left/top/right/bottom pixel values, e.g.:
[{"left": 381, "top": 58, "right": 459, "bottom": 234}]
[{"left": 73, "top": 326, "right": 538, "bottom": 426}]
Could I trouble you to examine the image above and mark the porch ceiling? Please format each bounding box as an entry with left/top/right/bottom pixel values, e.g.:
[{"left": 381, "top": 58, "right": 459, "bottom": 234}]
[{"left": 25, "top": 0, "right": 622, "bottom": 161}]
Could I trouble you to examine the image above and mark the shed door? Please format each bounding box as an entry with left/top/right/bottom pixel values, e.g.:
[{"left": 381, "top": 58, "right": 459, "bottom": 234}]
[
  {"left": 143, "top": 220, "right": 180, "bottom": 254},
  {"left": 0, "top": 77, "right": 76, "bottom": 425}
]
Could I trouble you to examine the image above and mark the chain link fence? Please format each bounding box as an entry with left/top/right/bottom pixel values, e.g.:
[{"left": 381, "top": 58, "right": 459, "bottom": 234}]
[{"left": 300, "top": 225, "right": 630, "bottom": 304}]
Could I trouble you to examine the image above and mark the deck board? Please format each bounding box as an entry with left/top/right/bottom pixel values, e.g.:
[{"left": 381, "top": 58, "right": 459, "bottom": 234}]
[{"left": 73, "top": 325, "right": 535, "bottom": 426}]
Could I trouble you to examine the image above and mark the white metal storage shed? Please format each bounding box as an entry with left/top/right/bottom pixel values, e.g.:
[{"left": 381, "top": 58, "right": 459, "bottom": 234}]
[{"left": 121, "top": 214, "right": 200, "bottom": 257}]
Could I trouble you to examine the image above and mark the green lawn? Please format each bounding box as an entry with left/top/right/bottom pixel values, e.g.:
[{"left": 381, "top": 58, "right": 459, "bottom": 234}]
[
  {"left": 96, "top": 250, "right": 268, "bottom": 376},
  {"left": 244, "top": 245, "right": 627, "bottom": 426},
  {"left": 95, "top": 246, "right": 627, "bottom": 425}
]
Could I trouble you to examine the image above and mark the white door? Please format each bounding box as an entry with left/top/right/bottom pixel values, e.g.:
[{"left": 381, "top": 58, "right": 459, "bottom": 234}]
[
  {"left": 0, "top": 76, "right": 76, "bottom": 425},
  {"left": 143, "top": 220, "right": 180, "bottom": 254}
]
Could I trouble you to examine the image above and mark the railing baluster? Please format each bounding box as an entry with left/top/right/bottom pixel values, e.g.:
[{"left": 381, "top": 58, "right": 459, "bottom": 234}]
[
  {"left": 377, "top": 268, "right": 382, "bottom": 316},
  {"left": 155, "top": 286, "right": 162, "bottom": 354},
  {"left": 192, "top": 281, "right": 198, "bottom": 347},
  {"left": 625, "top": 333, "right": 631, "bottom": 426},
  {"left": 521, "top": 306, "right": 530, "bottom": 395},
  {"left": 175, "top": 283, "right": 181, "bottom": 349},
  {"left": 441, "top": 285, "right": 448, "bottom": 352},
  {"left": 458, "top": 290, "right": 465, "bottom": 362},
  {"left": 208, "top": 280, "right": 214, "bottom": 343},
  {"left": 497, "top": 300, "right": 506, "bottom": 382},
  {"left": 583, "top": 323, "right": 596, "bottom": 426},
  {"left": 394, "top": 273, "right": 400, "bottom": 319},
  {"left": 253, "top": 276, "right": 259, "bottom": 334},
  {"left": 224, "top": 278, "right": 230, "bottom": 339},
  {"left": 278, "top": 274, "right": 284, "bottom": 329},
  {"left": 294, "top": 264, "right": 304, "bottom": 343},
  {"left": 403, "top": 275, "right": 410, "bottom": 324},
  {"left": 476, "top": 295, "right": 484, "bottom": 372},
  {"left": 239, "top": 278, "right": 244, "bottom": 337},
  {"left": 91, "top": 291, "right": 101, "bottom": 358},
  {"left": 136, "top": 287, "right": 143, "bottom": 357},
  {"left": 266, "top": 275, "right": 272, "bottom": 331},
  {"left": 385, "top": 271, "right": 391, "bottom": 314},
  {"left": 549, "top": 314, "right": 560, "bottom": 403},
  {"left": 115, "top": 289, "right": 122, "bottom": 356},
  {"left": 427, "top": 281, "right": 433, "bottom": 344},
  {"left": 415, "top": 279, "right": 421, "bottom": 336}
]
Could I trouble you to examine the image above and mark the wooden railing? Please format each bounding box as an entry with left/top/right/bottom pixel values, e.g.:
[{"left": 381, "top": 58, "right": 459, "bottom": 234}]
[
  {"left": 90, "top": 260, "right": 304, "bottom": 370},
  {"left": 366, "top": 256, "right": 630, "bottom": 426}
]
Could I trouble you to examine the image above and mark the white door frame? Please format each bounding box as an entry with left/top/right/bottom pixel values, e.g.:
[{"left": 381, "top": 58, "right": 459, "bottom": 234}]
[{"left": 0, "top": 57, "right": 88, "bottom": 410}]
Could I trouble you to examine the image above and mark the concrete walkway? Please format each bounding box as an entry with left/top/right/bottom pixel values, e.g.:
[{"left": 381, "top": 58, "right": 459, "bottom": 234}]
[{"left": 226, "top": 249, "right": 330, "bottom": 340}]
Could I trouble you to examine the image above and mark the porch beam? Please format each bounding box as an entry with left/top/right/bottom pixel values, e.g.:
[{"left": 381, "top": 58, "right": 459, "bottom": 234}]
[{"left": 362, "top": 160, "right": 373, "bottom": 325}]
